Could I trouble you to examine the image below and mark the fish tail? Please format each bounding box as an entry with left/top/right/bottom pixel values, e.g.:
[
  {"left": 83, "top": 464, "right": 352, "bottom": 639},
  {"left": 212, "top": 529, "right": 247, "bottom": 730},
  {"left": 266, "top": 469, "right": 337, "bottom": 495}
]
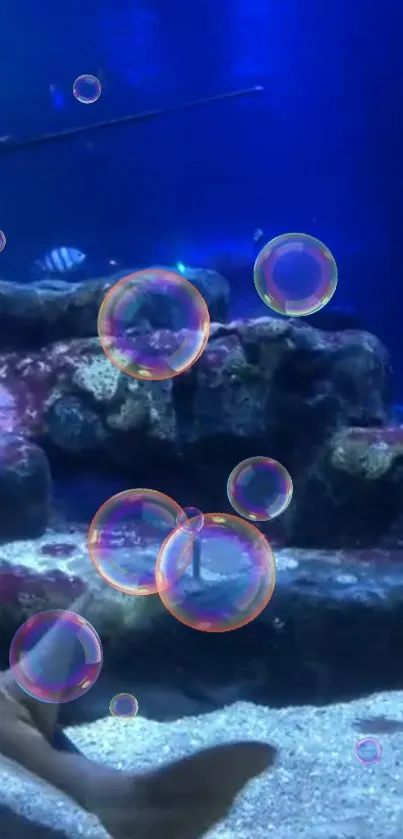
[
  {"left": 0, "top": 669, "right": 276, "bottom": 838},
  {"left": 94, "top": 740, "right": 276, "bottom": 839}
]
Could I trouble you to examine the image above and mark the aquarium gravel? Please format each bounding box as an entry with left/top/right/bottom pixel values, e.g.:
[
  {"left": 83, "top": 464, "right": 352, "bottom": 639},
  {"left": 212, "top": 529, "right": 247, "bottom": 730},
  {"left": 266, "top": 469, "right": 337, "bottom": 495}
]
[{"left": 0, "top": 692, "right": 400, "bottom": 839}]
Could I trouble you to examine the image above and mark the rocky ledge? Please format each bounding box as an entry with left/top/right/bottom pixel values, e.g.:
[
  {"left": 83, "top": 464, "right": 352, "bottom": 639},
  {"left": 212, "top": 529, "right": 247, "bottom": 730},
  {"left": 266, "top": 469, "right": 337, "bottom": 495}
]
[
  {"left": 0, "top": 267, "right": 229, "bottom": 351},
  {"left": 0, "top": 531, "right": 402, "bottom": 715},
  {"left": 0, "top": 313, "right": 399, "bottom": 548}
]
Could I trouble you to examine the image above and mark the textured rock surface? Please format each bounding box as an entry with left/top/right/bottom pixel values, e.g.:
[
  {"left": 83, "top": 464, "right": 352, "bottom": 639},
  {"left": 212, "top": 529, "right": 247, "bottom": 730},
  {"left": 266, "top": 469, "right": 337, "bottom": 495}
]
[
  {"left": 278, "top": 423, "right": 403, "bottom": 549},
  {"left": 1, "top": 531, "right": 403, "bottom": 708},
  {"left": 0, "top": 315, "right": 396, "bottom": 546},
  {"left": 0, "top": 435, "right": 52, "bottom": 540},
  {"left": 0, "top": 267, "right": 229, "bottom": 351}
]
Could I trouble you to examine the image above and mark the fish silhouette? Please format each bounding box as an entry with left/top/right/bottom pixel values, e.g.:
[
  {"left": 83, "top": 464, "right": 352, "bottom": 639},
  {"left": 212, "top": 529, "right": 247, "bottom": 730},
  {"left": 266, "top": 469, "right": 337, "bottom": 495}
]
[{"left": 0, "top": 593, "right": 276, "bottom": 838}]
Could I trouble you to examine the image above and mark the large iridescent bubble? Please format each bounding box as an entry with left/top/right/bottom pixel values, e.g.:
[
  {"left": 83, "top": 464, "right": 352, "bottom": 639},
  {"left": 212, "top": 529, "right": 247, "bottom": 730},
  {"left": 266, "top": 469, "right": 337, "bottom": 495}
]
[
  {"left": 155, "top": 512, "right": 276, "bottom": 632},
  {"left": 254, "top": 232, "right": 338, "bottom": 316},
  {"left": 0, "top": 230, "right": 6, "bottom": 252},
  {"left": 9, "top": 610, "right": 103, "bottom": 703},
  {"left": 88, "top": 488, "right": 191, "bottom": 596},
  {"left": 227, "top": 456, "right": 293, "bottom": 521},
  {"left": 97, "top": 269, "right": 210, "bottom": 381}
]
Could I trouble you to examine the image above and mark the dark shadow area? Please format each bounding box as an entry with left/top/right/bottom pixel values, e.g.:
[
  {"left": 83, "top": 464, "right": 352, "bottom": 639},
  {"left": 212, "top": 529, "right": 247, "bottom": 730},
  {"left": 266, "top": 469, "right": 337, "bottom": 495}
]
[{"left": 0, "top": 804, "right": 69, "bottom": 839}]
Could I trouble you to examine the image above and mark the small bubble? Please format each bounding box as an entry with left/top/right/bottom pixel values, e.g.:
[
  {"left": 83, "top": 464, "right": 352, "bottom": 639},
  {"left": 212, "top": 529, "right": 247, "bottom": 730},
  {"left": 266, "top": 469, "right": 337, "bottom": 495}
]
[
  {"left": 73, "top": 74, "right": 102, "bottom": 104},
  {"left": 227, "top": 456, "right": 293, "bottom": 521},
  {"left": 109, "top": 692, "right": 139, "bottom": 718},
  {"left": 354, "top": 737, "right": 383, "bottom": 765},
  {"left": 9, "top": 610, "right": 103, "bottom": 703},
  {"left": 254, "top": 232, "right": 338, "bottom": 316},
  {"left": 0, "top": 230, "right": 6, "bottom": 252},
  {"left": 176, "top": 506, "right": 204, "bottom": 534}
]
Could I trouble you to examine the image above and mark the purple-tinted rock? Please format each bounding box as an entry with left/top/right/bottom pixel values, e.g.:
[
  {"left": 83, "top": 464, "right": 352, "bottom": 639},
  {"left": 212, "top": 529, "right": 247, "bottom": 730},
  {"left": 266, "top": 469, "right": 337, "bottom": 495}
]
[
  {"left": 0, "top": 316, "right": 396, "bottom": 546},
  {"left": 0, "top": 560, "right": 84, "bottom": 618},
  {"left": 0, "top": 434, "right": 52, "bottom": 540}
]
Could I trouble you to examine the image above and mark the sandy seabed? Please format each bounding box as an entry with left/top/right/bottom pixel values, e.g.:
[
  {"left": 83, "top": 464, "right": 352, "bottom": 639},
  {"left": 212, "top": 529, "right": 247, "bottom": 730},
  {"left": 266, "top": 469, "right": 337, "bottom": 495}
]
[{"left": 0, "top": 690, "right": 400, "bottom": 839}]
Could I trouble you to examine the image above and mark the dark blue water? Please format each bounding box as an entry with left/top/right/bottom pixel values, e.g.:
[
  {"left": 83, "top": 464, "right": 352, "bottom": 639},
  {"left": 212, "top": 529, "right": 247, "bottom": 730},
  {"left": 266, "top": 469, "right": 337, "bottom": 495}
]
[{"left": 0, "top": 0, "right": 402, "bottom": 389}]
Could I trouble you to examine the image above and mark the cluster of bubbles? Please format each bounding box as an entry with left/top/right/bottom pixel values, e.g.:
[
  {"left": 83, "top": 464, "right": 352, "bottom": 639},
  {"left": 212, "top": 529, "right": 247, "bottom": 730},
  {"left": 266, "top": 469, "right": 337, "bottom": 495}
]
[
  {"left": 7, "top": 233, "right": 338, "bottom": 706},
  {"left": 8, "top": 454, "right": 290, "bottom": 703},
  {"left": 73, "top": 74, "right": 102, "bottom": 105},
  {"left": 86, "top": 456, "right": 289, "bottom": 634}
]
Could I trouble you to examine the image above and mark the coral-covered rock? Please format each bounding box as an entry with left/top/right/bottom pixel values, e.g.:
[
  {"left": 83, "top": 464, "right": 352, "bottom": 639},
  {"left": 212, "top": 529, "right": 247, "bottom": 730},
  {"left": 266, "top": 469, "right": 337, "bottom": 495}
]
[
  {"left": 278, "top": 423, "right": 403, "bottom": 549},
  {"left": 0, "top": 267, "right": 229, "bottom": 351},
  {"left": 0, "top": 317, "right": 391, "bottom": 443},
  {"left": 331, "top": 425, "right": 403, "bottom": 478},
  {"left": 1, "top": 532, "right": 403, "bottom": 709},
  {"left": 0, "top": 434, "right": 52, "bottom": 540},
  {"left": 0, "top": 316, "right": 394, "bottom": 546}
]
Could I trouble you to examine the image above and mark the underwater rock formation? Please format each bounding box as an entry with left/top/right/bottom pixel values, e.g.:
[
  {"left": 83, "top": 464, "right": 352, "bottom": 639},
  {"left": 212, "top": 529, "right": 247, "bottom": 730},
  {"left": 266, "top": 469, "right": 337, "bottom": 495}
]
[
  {"left": 0, "top": 267, "right": 229, "bottom": 351},
  {"left": 0, "top": 312, "right": 397, "bottom": 546},
  {"left": 0, "top": 434, "right": 52, "bottom": 540}
]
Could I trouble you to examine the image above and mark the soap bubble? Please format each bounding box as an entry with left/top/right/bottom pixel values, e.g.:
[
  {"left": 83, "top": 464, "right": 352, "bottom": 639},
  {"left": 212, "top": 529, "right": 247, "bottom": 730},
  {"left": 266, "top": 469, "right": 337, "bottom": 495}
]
[
  {"left": 254, "top": 232, "right": 338, "bottom": 316},
  {"left": 176, "top": 506, "right": 204, "bottom": 533},
  {"left": 227, "top": 456, "right": 293, "bottom": 522},
  {"left": 88, "top": 488, "right": 192, "bottom": 596},
  {"left": 0, "top": 230, "right": 6, "bottom": 252},
  {"left": 97, "top": 268, "right": 210, "bottom": 381},
  {"left": 354, "top": 737, "right": 383, "bottom": 765},
  {"left": 155, "top": 512, "right": 276, "bottom": 632},
  {"left": 9, "top": 610, "right": 103, "bottom": 703},
  {"left": 73, "top": 74, "right": 102, "bottom": 104},
  {"left": 109, "top": 692, "right": 139, "bottom": 718}
]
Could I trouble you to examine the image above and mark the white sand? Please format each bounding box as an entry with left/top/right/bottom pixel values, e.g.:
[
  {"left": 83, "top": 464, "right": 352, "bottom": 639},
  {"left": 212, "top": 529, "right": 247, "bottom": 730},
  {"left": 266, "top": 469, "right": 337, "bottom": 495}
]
[{"left": 0, "top": 691, "right": 399, "bottom": 839}]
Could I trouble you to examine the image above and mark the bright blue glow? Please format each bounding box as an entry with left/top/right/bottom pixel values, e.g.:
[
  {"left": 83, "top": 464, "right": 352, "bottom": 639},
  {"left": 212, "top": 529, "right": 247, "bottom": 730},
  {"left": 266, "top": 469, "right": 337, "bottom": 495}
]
[{"left": 176, "top": 262, "right": 186, "bottom": 274}]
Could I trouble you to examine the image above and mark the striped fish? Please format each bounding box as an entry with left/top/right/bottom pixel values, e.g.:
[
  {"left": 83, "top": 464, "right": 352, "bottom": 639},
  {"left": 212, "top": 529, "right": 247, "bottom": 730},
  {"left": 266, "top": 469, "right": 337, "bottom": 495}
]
[{"left": 32, "top": 246, "right": 87, "bottom": 276}]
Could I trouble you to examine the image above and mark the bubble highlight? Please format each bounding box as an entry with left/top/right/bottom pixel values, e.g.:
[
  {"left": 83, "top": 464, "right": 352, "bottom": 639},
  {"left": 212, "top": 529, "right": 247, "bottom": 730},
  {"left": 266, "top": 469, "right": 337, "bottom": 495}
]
[
  {"left": 227, "top": 456, "right": 293, "bottom": 521},
  {"left": 88, "top": 488, "right": 191, "bottom": 596},
  {"left": 0, "top": 230, "right": 6, "bottom": 252},
  {"left": 254, "top": 232, "right": 338, "bottom": 316},
  {"left": 156, "top": 512, "right": 276, "bottom": 632},
  {"left": 97, "top": 269, "right": 210, "bottom": 381},
  {"left": 9, "top": 610, "right": 103, "bottom": 703}
]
